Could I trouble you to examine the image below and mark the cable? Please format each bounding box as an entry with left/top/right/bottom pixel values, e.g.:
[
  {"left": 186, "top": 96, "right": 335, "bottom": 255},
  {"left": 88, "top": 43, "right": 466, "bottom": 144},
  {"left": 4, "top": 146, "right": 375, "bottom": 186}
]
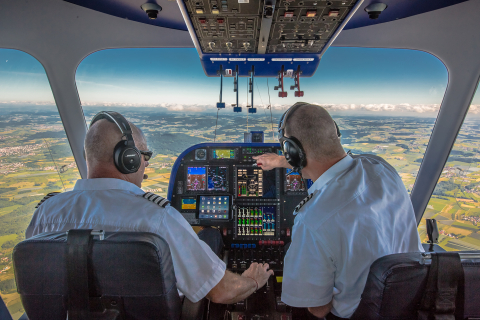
[
  {"left": 43, "top": 138, "right": 66, "bottom": 192},
  {"left": 267, "top": 78, "right": 275, "bottom": 141},
  {"left": 255, "top": 80, "right": 268, "bottom": 118},
  {"left": 246, "top": 79, "right": 249, "bottom": 131},
  {"left": 214, "top": 108, "right": 220, "bottom": 143}
]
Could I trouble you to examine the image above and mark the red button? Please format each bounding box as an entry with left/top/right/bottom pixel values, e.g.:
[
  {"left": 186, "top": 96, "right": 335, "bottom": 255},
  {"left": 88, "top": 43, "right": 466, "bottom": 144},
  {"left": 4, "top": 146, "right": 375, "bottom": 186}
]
[
  {"left": 286, "top": 228, "right": 291, "bottom": 237},
  {"left": 223, "top": 228, "right": 227, "bottom": 236},
  {"left": 217, "top": 18, "right": 224, "bottom": 24},
  {"left": 199, "top": 18, "right": 207, "bottom": 23},
  {"left": 259, "top": 240, "right": 263, "bottom": 246},
  {"left": 280, "top": 241, "right": 285, "bottom": 246}
]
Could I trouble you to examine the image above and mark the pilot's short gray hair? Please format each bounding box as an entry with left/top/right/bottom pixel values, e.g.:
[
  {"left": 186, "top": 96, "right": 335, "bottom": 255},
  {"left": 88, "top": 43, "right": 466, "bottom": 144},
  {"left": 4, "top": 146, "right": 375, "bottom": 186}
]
[{"left": 285, "top": 103, "right": 344, "bottom": 161}]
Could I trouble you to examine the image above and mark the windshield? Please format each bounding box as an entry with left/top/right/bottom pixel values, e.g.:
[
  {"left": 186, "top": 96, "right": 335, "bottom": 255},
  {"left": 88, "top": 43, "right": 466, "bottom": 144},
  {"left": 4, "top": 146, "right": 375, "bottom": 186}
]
[{"left": 77, "top": 48, "right": 448, "bottom": 196}]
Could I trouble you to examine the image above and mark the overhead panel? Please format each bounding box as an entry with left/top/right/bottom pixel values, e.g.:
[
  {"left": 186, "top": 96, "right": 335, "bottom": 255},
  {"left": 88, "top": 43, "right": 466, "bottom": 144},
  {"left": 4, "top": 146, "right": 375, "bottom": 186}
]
[{"left": 178, "top": 0, "right": 362, "bottom": 77}]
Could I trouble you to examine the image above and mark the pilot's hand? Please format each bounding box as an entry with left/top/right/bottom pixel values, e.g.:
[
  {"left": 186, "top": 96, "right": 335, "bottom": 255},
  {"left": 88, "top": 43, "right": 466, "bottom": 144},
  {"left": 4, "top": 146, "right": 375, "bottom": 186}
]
[
  {"left": 241, "top": 262, "right": 274, "bottom": 290},
  {"left": 253, "top": 153, "right": 291, "bottom": 171}
]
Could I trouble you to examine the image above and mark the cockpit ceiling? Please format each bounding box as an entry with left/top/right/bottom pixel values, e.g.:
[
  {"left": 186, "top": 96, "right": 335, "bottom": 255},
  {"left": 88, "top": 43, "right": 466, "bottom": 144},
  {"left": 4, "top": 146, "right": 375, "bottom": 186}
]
[
  {"left": 63, "top": 0, "right": 188, "bottom": 31},
  {"left": 64, "top": 0, "right": 468, "bottom": 32}
]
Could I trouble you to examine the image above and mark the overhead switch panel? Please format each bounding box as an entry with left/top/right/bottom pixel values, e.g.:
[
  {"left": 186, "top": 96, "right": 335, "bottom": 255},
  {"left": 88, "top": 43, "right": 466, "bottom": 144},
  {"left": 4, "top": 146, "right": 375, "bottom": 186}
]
[{"left": 179, "top": 0, "right": 360, "bottom": 54}]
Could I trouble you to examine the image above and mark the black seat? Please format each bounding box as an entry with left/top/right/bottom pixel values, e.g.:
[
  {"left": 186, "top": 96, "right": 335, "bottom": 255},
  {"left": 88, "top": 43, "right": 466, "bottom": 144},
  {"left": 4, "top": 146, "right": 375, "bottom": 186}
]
[
  {"left": 350, "top": 251, "right": 480, "bottom": 320},
  {"left": 12, "top": 230, "right": 202, "bottom": 320}
]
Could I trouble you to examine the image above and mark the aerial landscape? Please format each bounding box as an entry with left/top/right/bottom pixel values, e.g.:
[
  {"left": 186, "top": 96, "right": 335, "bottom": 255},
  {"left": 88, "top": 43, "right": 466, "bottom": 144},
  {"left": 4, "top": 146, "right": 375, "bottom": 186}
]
[{"left": 0, "top": 105, "right": 480, "bottom": 315}]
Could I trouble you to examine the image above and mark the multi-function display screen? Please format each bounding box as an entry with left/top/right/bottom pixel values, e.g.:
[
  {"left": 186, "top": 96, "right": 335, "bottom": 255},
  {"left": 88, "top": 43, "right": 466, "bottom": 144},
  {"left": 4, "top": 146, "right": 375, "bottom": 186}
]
[
  {"left": 207, "top": 166, "right": 228, "bottom": 191},
  {"left": 237, "top": 167, "right": 276, "bottom": 198},
  {"left": 181, "top": 197, "right": 197, "bottom": 210},
  {"left": 187, "top": 167, "right": 206, "bottom": 191},
  {"left": 212, "top": 149, "right": 235, "bottom": 159},
  {"left": 285, "top": 169, "right": 306, "bottom": 192},
  {"left": 199, "top": 195, "right": 230, "bottom": 220},
  {"left": 236, "top": 205, "right": 276, "bottom": 237}
]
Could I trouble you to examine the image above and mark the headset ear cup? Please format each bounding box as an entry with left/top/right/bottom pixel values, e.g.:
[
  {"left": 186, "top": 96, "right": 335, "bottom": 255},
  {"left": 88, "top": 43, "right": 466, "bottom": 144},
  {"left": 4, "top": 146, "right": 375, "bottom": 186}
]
[
  {"left": 283, "top": 137, "right": 307, "bottom": 170},
  {"left": 114, "top": 141, "right": 141, "bottom": 174}
]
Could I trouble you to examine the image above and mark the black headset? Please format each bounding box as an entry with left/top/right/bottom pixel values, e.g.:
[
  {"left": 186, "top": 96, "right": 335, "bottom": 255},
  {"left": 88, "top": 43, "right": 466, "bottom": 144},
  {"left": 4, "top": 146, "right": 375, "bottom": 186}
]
[
  {"left": 89, "top": 111, "right": 142, "bottom": 174},
  {"left": 278, "top": 102, "right": 341, "bottom": 174}
]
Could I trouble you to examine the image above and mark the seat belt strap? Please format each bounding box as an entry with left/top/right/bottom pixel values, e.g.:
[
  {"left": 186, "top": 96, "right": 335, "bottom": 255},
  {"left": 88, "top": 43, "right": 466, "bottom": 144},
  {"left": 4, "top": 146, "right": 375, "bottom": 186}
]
[
  {"left": 418, "top": 253, "right": 463, "bottom": 320},
  {"left": 66, "top": 229, "right": 94, "bottom": 320}
]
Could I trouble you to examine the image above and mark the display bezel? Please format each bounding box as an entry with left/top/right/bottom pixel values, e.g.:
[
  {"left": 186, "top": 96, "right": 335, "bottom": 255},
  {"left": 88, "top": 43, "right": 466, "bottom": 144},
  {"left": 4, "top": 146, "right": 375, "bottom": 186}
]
[
  {"left": 284, "top": 168, "right": 308, "bottom": 194},
  {"left": 210, "top": 148, "right": 237, "bottom": 160},
  {"left": 207, "top": 166, "right": 229, "bottom": 192},
  {"left": 197, "top": 194, "right": 232, "bottom": 221},
  {"left": 185, "top": 166, "right": 207, "bottom": 192}
]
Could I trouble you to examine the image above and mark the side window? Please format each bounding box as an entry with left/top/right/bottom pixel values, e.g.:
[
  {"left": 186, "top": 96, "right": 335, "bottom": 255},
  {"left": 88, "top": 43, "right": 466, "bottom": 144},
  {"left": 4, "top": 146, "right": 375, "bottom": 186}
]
[
  {"left": 420, "top": 84, "right": 480, "bottom": 251},
  {"left": 0, "top": 49, "right": 81, "bottom": 318}
]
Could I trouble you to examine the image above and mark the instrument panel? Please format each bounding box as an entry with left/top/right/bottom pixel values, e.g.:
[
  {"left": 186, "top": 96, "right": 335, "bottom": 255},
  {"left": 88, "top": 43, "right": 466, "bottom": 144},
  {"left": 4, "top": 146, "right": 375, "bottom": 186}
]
[{"left": 169, "top": 143, "right": 311, "bottom": 249}]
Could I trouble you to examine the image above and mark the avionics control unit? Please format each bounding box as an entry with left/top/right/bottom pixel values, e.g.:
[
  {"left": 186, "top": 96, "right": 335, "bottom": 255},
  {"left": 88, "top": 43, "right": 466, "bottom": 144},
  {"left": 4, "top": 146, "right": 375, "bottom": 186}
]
[
  {"left": 168, "top": 143, "right": 311, "bottom": 268},
  {"left": 168, "top": 143, "right": 314, "bottom": 319}
]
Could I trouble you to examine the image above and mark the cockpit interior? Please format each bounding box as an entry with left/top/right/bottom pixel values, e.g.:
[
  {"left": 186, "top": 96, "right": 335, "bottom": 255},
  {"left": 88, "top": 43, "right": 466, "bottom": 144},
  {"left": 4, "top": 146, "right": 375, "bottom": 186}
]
[{"left": 0, "top": 0, "right": 480, "bottom": 319}]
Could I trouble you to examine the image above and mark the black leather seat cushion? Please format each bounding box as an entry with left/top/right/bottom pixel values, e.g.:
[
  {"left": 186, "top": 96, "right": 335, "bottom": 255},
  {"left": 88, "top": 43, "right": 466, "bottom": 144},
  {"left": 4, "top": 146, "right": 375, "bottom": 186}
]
[
  {"left": 13, "top": 232, "right": 182, "bottom": 320},
  {"left": 351, "top": 252, "right": 480, "bottom": 320}
]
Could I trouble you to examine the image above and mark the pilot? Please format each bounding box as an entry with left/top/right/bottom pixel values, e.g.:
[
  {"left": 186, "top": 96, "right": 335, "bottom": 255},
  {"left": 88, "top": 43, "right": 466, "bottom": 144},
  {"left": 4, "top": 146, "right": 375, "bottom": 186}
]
[
  {"left": 26, "top": 111, "right": 273, "bottom": 305},
  {"left": 253, "top": 103, "right": 423, "bottom": 319}
]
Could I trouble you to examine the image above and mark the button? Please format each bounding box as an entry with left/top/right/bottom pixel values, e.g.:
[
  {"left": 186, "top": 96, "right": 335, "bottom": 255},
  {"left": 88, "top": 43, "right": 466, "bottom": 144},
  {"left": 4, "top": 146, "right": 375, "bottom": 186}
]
[
  {"left": 199, "top": 18, "right": 206, "bottom": 23},
  {"left": 286, "top": 228, "right": 291, "bottom": 237},
  {"left": 223, "top": 228, "right": 227, "bottom": 236},
  {"left": 217, "top": 18, "right": 224, "bottom": 24}
]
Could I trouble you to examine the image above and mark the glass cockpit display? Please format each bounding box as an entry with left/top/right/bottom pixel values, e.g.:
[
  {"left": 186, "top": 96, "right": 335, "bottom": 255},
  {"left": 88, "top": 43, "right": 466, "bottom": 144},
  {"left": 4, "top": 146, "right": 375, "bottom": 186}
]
[
  {"left": 237, "top": 167, "right": 276, "bottom": 198},
  {"left": 181, "top": 197, "right": 197, "bottom": 210},
  {"left": 207, "top": 166, "right": 228, "bottom": 191},
  {"left": 187, "top": 167, "right": 206, "bottom": 191},
  {"left": 236, "top": 206, "right": 276, "bottom": 237},
  {"left": 199, "top": 195, "right": 230, "bottom": 220},
  {"left": 212, "top": 149, "right": 235, "bottom": 159},
  {"left": 285, "top": 169, "right": 306, "bottom": 192}
]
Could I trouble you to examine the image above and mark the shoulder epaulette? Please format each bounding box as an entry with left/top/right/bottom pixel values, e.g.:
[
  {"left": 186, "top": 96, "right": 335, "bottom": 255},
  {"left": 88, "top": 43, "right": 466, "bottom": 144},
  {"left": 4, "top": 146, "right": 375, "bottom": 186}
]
[
  {"left": 143, "top": 192, "right": 170, "bottom": 208},
  {"left": 294, "top": 193, "right": 314, "bottom": 213},
  {"left": 35, "top": 192, "right": 61, "bottom": 208}
]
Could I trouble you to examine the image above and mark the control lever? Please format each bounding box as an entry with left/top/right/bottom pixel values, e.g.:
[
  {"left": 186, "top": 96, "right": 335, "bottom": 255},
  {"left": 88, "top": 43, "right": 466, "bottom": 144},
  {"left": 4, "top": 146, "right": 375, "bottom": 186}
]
[
  {"left": 217, "top": 65, "right": 225, "bottom": 109},
  {"left": 274, "top": 65, "right": 287, "bottom": 98},
  {"left": 290, "top": 65, "right": 304, "bottom": 97}
]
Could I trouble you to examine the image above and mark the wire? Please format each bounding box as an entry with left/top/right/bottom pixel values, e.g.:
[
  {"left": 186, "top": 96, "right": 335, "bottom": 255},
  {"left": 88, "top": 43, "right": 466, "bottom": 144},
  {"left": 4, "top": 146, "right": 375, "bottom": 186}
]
[
  {"left": 214, "top": 108, "right": 220, "bottom": 143},
  {"left": 267, "top": 78, "right": 275, "bottom": 141},
  {"left": 246, "top": 79, "right": 249, "bottom": 131},
  {"left": 43, "top": 138, "right": 66, "bottom": 192},
  {"left": 255, "top": 80, "right": 268, "bottom": 118}
]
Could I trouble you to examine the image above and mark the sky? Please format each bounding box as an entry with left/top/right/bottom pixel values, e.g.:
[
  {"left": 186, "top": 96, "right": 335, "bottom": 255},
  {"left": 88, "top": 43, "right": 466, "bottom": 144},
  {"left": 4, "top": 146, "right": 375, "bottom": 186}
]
[{"left": 0, "top": 47, "right": 479, "bottom": 116}]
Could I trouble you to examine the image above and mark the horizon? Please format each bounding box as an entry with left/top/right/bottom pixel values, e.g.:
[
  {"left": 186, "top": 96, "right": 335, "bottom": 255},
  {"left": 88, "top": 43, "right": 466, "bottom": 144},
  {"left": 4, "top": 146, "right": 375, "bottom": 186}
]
[{"left": 2, "top": 47, "right": 479, "bottom": 118}]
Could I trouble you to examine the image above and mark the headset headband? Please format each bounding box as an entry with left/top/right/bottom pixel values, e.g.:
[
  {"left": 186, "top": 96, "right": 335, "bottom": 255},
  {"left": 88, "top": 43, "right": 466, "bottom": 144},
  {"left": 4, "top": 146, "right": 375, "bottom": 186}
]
[
  {"left": 278, "top": 103, "right": 342, "bottom": 139},
  {"left": 90, "top": 111, "right": 135, "bottom": 144}
]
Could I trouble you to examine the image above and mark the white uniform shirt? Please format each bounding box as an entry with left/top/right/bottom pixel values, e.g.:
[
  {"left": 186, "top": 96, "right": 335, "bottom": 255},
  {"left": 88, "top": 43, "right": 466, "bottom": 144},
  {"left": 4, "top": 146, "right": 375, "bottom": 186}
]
[
  {"left": 281, "top": 155, "right": 423, "bottom": 318},
  {"left": 26, "top": 178, "right": 226, "bottom": 303}
]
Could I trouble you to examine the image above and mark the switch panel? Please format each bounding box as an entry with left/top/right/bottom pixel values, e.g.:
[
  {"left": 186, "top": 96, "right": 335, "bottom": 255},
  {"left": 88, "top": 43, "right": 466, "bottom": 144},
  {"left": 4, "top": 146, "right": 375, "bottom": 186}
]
[{"left": 180, "top": 0, "right": 360, "bottom": 54}]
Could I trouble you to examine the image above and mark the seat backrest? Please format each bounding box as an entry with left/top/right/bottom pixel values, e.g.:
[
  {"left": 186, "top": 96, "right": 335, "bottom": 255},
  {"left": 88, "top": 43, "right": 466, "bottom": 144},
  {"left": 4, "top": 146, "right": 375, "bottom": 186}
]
[
  {"left": 351, "top": 252, "right": 480, "bottom": 320},
  {"left": 13, "top": 231, "right": 182, "bottom": 320}
]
